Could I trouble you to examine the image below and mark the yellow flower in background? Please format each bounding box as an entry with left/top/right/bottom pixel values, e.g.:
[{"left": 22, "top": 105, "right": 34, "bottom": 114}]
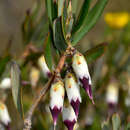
[{"left": 104, "top": 12, "right": 129, "bottom": 29}]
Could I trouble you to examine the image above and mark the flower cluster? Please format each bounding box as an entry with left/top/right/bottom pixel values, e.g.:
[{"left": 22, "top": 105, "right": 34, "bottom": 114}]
[{"left": 40, "top": 50, "right": 94, "bottom": 130}]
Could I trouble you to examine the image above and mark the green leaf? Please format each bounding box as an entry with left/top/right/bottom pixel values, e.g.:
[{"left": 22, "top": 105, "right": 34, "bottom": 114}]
[
  {"left": 43, "top": 33, "right": 53, "bottom": 70},
  {"left": 58, "top": 0, "right": 64, "bottom": 17},
  {"left": 73, "top": 0, "right": 91, "bottom": 33},
  {"left": 72, "top": 0, "right": 108, "bottom": 45},
  {"left": 10, "top": 61, "right": 23, "bottom": 118},
  {"left": 45, "top": 0, "right": 55, "bottom": 24},
  {"left": 53, "top": 17, "right": 67, "bottom": 51},
  {"left": 112, "top": 113, "right": 121, "bottom": 130},
  {"left": 0, "top": 56, "right": 11, "bottom": 77},
  {"left": 84, "top": 42, "right": 107, "bottom": 63},
  {"left": 72, "top": 0, "right": 78, "bottom": 14}
]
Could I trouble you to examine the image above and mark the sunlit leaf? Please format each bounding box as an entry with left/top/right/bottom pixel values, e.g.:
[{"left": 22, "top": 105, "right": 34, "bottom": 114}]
[
  {"left": 112, "top": 113, "right": 121, "bottom": 130},
  {"left": 72, "top": 0, "right": 108, "bottom": 45},
  {"left": 84, "top": 42, "right": 107, "bottom": 63},
  {"left": 10, "top": 61, "right": 23, "bottom": 118},
  {"left": 58, "top": 0, "right": 64, "bottom": 17}
]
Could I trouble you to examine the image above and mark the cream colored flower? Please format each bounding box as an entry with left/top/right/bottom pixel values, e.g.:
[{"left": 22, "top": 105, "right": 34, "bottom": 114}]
[
  {"left": 0, "top": 78, "right": 11, "bottom": 89},
  {"left": 50, "top": 80, "right": 65, "bottom": 125},
  {"left": 38, "top": 55, "right": 51, "bottom": 78},
  {"left": 0, "top": 102, "right": 11, "bottom": 126}
]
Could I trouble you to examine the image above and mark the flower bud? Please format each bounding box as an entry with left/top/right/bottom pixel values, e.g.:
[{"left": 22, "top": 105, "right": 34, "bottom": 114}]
[
  {"left": 0, "top": 78, "right": 11, "bottom": 89},
  {"left": 106, "top": 82, "right": 119, "bottom": 106},
  {"left": 50, "top": 80, "right": 65, "bottom": 125},
  {"left": 30, "top": 67, "right": 40, "bottom": 87},
  {"left": 62, "top": 105, "right": 77, "bottom": 130},
  {"left": 38, "top": 55, "right": 51, "bottom": 78},
  {"left": 65, "top": 72, "right": 81, "bottom": 117},
  {"left": 72, "top": 52, "right": 94, "bottom": 104},
  {"left": 0, "top": 102, "right": 11, "bottom": 126}
]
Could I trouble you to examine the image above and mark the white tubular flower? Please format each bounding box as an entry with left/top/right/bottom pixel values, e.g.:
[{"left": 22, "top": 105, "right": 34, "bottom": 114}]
[
  {"left": 30, "top": 67, "right": 40, "bottom": 87},
  {"left": 38, "top": 55, "right": 51, "bottom": 78},
  {"left": 65, "top": 72, "right": 81, "bottom": 117},
  {"left": 0, "top": 102, "right": 11, "bottom": 126},
  {"left": 0, "top": 78, "right": 11, "bottom": 89},
  {"left": 62, "top": 105, "right": 77, "bottom": 130},
  {"left": 106, "top": 82, "right": 119, "bottom": 106},
  {"left": 50, "top": 80, "right": 65, "bottom": 125},
  {"left": 72, "top": 52, "right": 94, "bottom": 104}
]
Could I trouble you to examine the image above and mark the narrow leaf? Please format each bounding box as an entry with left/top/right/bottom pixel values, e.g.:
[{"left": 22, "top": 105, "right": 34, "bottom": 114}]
[
  {"left": 73, "top": 0, "right": 91, "bottom": 32},
  {"left": 43, "top": 33, "right": 53, "bottom": 69},
  {"left": 72, "top": 0, "right": 78, "bottom": 14},
  {"left": 45, "top": 0, "right": 54, "bottom": 24},
  {"left": 72, "top": 0, "right": 108, "bottom": 45},
  {"left": 10, "top": 61, "right": 23, "bottom": 118},
  {"left": 112, "top": 113, "right": 121, "bottom": 130},
  {"left": 53, "top": 17, "right": 67, "bottom": 51},
  {"left": 84, "top": 42, "right": 107, "bottom": 63},
  {"left": 58, "top": 0, "right": 64, "bottom": 17}
]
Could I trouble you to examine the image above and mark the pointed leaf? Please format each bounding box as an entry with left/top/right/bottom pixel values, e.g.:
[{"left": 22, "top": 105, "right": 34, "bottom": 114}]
[
  {"left": 73, "top": 0, "right": 91, "bottom": 32},
  {"left": 43, "top": 33, "right": 53, "bottom": 69},
  {"left": 53, "top": 17, "right": 67, "bottom": 51},
  {"left": 84, "top": 42, "right": 107, "bottom": 63},
  {"left": 112, "top": 113, "right": 121, "bottom": 130},
  {"left": 45, "top": 0, "right": 55, "bottom": 24},
  {"left": 58, "top": 0, "right": 64, "bottom": 17},
  {"left": 72, "top": 0, "right": 108, "bottom": 45},
  {"left": 10, "top": 61, "right": 23, "bottom": 118}
]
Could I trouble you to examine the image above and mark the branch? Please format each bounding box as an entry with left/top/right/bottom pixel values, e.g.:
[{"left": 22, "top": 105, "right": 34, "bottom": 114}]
[{"left": 23, "top": 47, "right": 70, "bottom": 130}]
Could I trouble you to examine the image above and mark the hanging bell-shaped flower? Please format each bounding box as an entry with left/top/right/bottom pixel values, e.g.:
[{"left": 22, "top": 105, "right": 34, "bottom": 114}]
[
  {"left": 30, "top": 67, "right": 40, "bottom": 88},
  {"left": 49, "top": 80, "right": 65, "bottom": 126},
  {"left": 0, "top": 102, "right": 11, "bottom": 127},
  {"left": 65, "top": 72, "right": 81, "bottom": 117},
  {"left": 0, "top": 78, "right": 11, "bottom": 89},
  {"left": 38, "top": 55, "right": 51, "bottom": 78},
  {"left": 62, "top": 105, "right": 77, "bottom": 130},
  {"left": 72, "top": 52, "right": 94, "bottom": 104}
]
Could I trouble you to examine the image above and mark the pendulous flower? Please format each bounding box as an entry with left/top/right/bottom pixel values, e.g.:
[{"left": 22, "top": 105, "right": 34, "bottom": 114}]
[
  {"left": 72, "top": 52, "right": 94, "bottom": 104},
  {"left": 0, "top": 102, "right": 11, "bottom": 127},
  {"left": 65, "top": 72, "right": 81, "bottom": 117},
  {"left": 30, "top": 67, "right": 40, "bottom": 88},
  {"left": 62, "top": 105, "right": 77, "bottom": 130},
  {"left": 0, "top": 78, "right": 11, "bottom": 89},
  {"left": 49, "top": 80, "right": 65, "bottom": 126},
  {"left": 106, "top": 82, "right": 119, "bottom": 106},
  {"left": 38, "top": 55, "right": 51, "bottom": 78}
]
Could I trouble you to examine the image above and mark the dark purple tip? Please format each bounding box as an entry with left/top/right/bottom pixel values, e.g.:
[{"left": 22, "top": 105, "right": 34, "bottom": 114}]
[
  {"left": 79, "top": 77, "right": 94, "bottom": 104},
  {"left": 71, "top": 99, "right": 80, "bottom": 117},
  {"left": 47, "top": 72, "right": 52, "bottom": 78},
  {"left": 4, "top": 123, "right": 11, "bottom": 130},
  {"left": 50, "top": 106, "right": 62, "bottom": 125},
  {"left": 64, "top": 119, "right": 76, "bottom": 130}
]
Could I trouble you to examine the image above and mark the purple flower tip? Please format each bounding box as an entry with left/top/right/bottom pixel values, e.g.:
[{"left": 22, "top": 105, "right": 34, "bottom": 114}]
[
  {"left": 50, "top": 106, "right": 62, "bottom": 125},
  {"left": 47, "top": 72, "right": 52, "bottom": 78},
  {"left": 79, "top": 77, "right": 94, "bottom": 104},
  {"left": 64, "top": 119, "right": 76, "bottom": 130},
  {"left": 71, "top": 99, "right": 80, "bottom": 117}
]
